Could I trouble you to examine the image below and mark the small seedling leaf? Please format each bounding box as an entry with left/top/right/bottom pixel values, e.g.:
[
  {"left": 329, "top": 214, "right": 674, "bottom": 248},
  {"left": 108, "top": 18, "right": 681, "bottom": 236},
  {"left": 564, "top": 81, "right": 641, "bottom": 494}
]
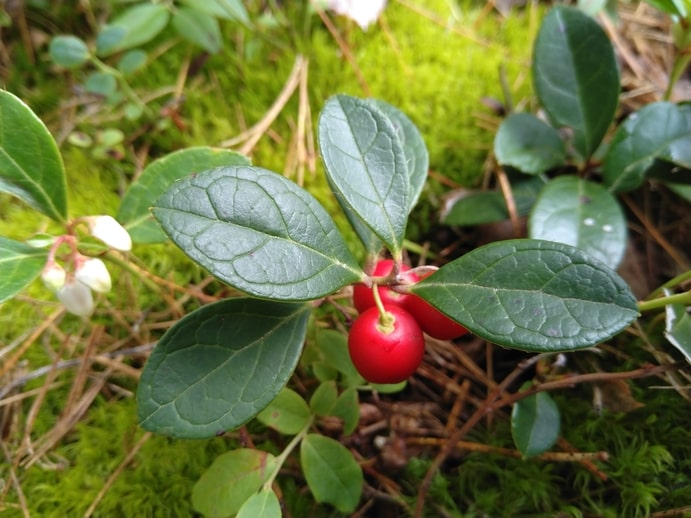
[
  {"left": 533, "top": 6, "right": 619, "bottom": 160},
  {"left": 410, "top": 239, "right": 639, "bottom": 351},
  {"left": 0, "top": 90, "right": 68, "bottom": 221},
  {"left": 236, "top": 488, "right": 282, "bottom": 518},
  {"left": 603, "top": 102, "right": 691, "bottom": 192},
  {"left": 664, "top": 289, "right": 691, "bottom": 364},
  {"left": 179, "top": 0, "right": 251, "bottom": 24},
  {"left": 192, "top": 449, "right": 277, "bottom": 517},
  {"left": 96, "top": 3, "right": 170, "bottom": 56},
  {"left": 494, "top": 113, "right": 566, "bottom": 174},
  {"left": 529, "top": 176, "right": 627, "bottom": 269},
  {"left": 172, "top": 7, "right": 222, "bottom": 54},
  {"left": 512, "top": 390, "right": 561, "bottom": 457},
  {"left": 49, "top": 35, "right": 90, "bottom": 68},
  {"left": 0, "top": 237, "right": 49, "bottom": 303},
  {"left": 301, "top": 434, "right": 364, "bottom": 513},
  {"left": 315, "top": 328, "right": 364, "bottom": 385},
  {"left": 152, "top": 166, "right": 364, "bottom": 299},
  {"left": 310, "top": 380, "right": 339, "bottom": 416},
  {"left": 118, "top": 147, "right": 249, "bottom": 243},
  {"left": 257, "top": 387, "right": 311, "bottom": 434},
  {"left": 137, "top": 298, "right": 311, "bottom": 438}
]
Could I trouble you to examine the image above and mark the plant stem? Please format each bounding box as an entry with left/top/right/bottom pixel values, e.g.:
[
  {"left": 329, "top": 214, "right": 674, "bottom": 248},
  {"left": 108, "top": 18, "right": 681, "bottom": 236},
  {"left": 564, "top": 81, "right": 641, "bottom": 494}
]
[
  {"left": 638, "top": 291, "right": 691, "bottom": 312},
  {"left": 263, "top": 415, "right": 314, "bottom": 489},
  {"left": 647, "top": 269, "right": 691, "bottom": 299},
  {"left": 663, "top": 51, "right": 691, "bottom": 101},
  {"left": 372, "top": 283, "right": 395, "bottom": 333}
]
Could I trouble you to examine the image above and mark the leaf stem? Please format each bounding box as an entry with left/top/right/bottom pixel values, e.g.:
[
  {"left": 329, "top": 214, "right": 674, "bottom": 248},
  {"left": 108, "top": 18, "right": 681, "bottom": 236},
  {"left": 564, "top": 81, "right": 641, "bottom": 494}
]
[
  {"left": 646, "top": 269, "right": 691, "bottom": 299},
  {"left": 263, "top": 415, "right": 314, "bottom": 489},
  {"left": 638, "top": 291, "right": 691, "bottom": 312}
]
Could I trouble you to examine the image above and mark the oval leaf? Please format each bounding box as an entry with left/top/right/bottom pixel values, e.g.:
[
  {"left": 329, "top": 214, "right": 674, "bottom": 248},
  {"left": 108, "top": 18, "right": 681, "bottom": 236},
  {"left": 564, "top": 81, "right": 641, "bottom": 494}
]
[
  {"left": 172, "top": 7, "right": 222, "bottom": 54},
  {"left": 257, "top": 387, "right": 311, "bottom": 434},
  {"left": 0, "top": 90, "right": 68, "bottom": 221},
  {"left": 318, "top": 95, "right": 410, "bottom": 257},
  {"left": 603, "top": 102, "right": 691, "bottom": 192},
  {"left": 533, "top": 6, "right": 619, "bottom": 160},
  {"left": 512, "top": 391, "right": 561, "bottom": 457},
  {"left": 529, "top": 176, "right": 627, "bottom": 269},
  {"left": 494, "top": 113, "right": 566, "bottom": 174},
  {"left": 0, "top": 237, "right": 49, "bottom": 303},
  {"left": 117, "top": 147, "right": 249, "bottom": 243},
  {"left": 192, "top": 449, "right": 277, "bottom": 517},
  {"left": 152, "top": 166, "right": 364, "bottom": 300},
  {"left": 96, "top": 4, "right": 170, "bottom": 56},
  {"left": 410, "top": 239, "right": 639, "bottom": 351},
  {"left": 179, "top": 0, "right": 251, "bottom": 24},
  {"left": 236, "top": 488, "right": 282, "bottom": 518},
  {"left": 301, "top": 433, "right": 363, "bottom": 513},
  {"left": 137, "top": 298, "right": 311, "bottom": 438},
  {"left": 49, "top": 35, "right": 90, "bottom": 68}
]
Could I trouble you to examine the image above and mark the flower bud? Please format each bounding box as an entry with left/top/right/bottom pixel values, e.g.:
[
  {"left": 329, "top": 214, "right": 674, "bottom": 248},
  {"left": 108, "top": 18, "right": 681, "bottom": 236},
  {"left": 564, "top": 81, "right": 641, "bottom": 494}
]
[
  {"left": 75, "top": 257, "right": 112, "bottom": 293},
  {"left": 86, "top": 215, "right": 132, "bottom": 251},
  {"left": 57, "top": 280, "right": 95, "bottom": 317},
  {"left": 41, "top": 262, "right": 66, "bottom": 292},
  {"left": 327, "top": 0, "right": 387, "bottom": 30}
]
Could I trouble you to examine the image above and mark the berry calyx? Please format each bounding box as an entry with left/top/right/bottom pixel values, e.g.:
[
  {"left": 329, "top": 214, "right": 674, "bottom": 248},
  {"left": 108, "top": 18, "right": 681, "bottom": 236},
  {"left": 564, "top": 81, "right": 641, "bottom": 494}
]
[{"left": 352, "top": 259, "right": 419, "bottom": 313}]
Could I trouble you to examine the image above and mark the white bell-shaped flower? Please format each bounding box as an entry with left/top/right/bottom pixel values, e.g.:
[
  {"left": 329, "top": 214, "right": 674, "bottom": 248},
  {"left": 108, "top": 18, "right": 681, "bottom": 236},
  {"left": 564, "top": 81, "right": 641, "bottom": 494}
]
[
  {"left": 41, "top": 262, "right": 66, "bottom": 292},
  {"left": 75, "top": 257, "right": 112, "bottom": 293},
  {"left": 57, "top": 280, "right": 95, "bottom": 317},
  {"left": 86, "top": 215, "right": 132, "bottom": 251},
  {"left": 327, "top": 0, "right": 387, "bottom": 30}
]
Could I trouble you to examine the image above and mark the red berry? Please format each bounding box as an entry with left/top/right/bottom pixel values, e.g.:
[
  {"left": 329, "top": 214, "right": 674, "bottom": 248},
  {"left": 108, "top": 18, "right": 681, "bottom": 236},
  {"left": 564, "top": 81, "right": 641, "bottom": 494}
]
[
  {"left": 352, "top": 259, "right": 419, "bottom": 313},
  {"left": 405, "top": 295, "right": 469, "bottom": 340},
  {"left": 348, "top": 305, "right": 425, "bottom": 384}
]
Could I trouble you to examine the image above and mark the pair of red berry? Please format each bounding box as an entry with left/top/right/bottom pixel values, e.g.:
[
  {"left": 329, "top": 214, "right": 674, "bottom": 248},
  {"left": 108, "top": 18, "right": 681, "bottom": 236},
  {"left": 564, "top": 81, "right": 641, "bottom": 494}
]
[{"left": 348, "top": 260, "right": 468, "bottom": 384}]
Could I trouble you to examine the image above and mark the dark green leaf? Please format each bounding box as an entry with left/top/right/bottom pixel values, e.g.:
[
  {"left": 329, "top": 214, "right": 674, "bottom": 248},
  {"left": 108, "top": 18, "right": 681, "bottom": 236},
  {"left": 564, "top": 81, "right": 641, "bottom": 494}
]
[
  {"left": 603, "top": 102, "right": 691, "bottom": 192},
  {"left": 533, "top": 6, "right": 619, "bottom": 160},
  {"left": 257, "top": 387, "right": 311, "bottom": 434},
  {"left": 152, "top": 166, "right": 364, "bottom": 300},
  {"left": 319, "top": 95, "right": 410, "bottom": 257},
  {"left": 301, "top": 434, "right": 363, "bottom": 513},
  {"left": 494, "top": 113, "right": 566, "bottom": 174},
  {"left": 664, "top": 289, "right": 691, "bottom": 364},
  {"left": 0, "top": 90, "right": 68, "bottom": 221},
  {"left": 0, "top": 237, "right": 49, "bottom": 303},
  {"left": 236, "top": 488, "right": 281, "bottom": 518},
  {"left": 512, "top": 390, "right": 561, "bottom": 457},
  {"left": 118, "top": 147, "right": 249, "bottom": 243},
  {"left": 137, "top": 298, "right": 311, "bottom": 438},
  {"left": 529, "top": 176, "right": 627, "bottom": 269},
  {"left": 192, "top": 449, "right": 276, "bottom": 517},
  {"left": 49, "top": 35, "right": 90, "bottom": 68},
  {"left": 96, "top": 4, "right": 170, "bottom": 56},
  {"left": 410, "top": 239, "right": 639, "bottom": 351},
  {"left": 172, "top": 7, "right": 222, "bottom": 54}
]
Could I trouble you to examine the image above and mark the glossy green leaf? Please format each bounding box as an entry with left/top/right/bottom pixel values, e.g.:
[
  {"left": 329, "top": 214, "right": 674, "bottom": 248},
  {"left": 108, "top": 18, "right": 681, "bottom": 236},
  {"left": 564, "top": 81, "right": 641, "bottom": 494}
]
[
  {"left": 603, "top": 102, "right": 691, "bottom": 192},
  {"left": 410, "top": 239, "right": 639, "bottom": 351},
  {"left": 512, "top": 390, "right": 561, "bottom": 457},
  {"left": 152, "top": 166, "right": 364, "bottom": 300},
  {"left": 192, "top": 449, "right": 277, "bottom": 517},
  {"left": 494, "top": 113, "right": 566, "bottom": 174},
  {"left": 533, "top": 6, "right": 619, "bottom": 160},
  {"left": 664, "top": 289, "right": 691, "bottom": 364},
  {"left": 0, "top": 90, "right": 68, "bottom": 221},
  {"left": 257, "top": 387, "right": 311, "bottom": 434},
  {"left": 319, "top": 95, "right": 410, "bottom": 257},
  {"left": 172, "top": 7, "right": 222, "bottom": 54},
  {"left": 301, "top": 434, "right": 363, "bottom": 513},
  {"left": 96, "top": 4, "right": 170, "bottom": 56},
  {"left": 137, "top": 298, "right": 311, "bottom": 438},
  {"left": 118, "top": 147, "right": 249, "bottom": 243},
  {"left": 236, "top": 488, "right": 281, "bottom": 518},
  {"left": 179, "top": 0, "right": 251, "bottom": 24},
  {"left": 529, "top": 176, "right": 627, "bottom": 269},
  {"left": 49, "top": 35, "right": 90, "bottom": 68},
  {"left": 0, "top": 237, "right": 49, "bottom": 303}
]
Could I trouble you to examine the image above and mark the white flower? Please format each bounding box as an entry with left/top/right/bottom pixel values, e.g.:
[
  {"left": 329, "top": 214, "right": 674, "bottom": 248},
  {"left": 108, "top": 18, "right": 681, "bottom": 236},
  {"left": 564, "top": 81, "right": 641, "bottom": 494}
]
[
  {"left": 57, "top": 280, "right": 95, "bottom": 317},
  {"left": 75, "top": 257, "right": 112, "bottom": 293},
  {"left": 41, "top": 262, "right": 66, "bottom": 292},
  {"left": 326, "top": 0, "right": 387, "bottom": 30},
  {"left": 86, "top": 215, "right": 132, "bottom": 251}
]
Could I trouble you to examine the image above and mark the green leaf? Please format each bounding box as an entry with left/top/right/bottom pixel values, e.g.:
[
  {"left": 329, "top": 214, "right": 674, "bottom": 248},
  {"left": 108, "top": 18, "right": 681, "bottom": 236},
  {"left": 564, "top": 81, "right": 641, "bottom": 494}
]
[
  {"left": 664, "top": 289, "right": 691, "bottom": 364},
  {"left": 0, "top": 237, "right": 49, "bottom": 303},
  {"left": 192, "top": 449, "right": 277, "bottom": 517},
  {"left": 137, "top": 298, "right": 311, "bottom": 438},
  {"left": 315, "top": 328, "right": 364, "bottom": 385},
  {"left": 332, "top": 387, "right": 359, "bottom": 435},
  {"left": 318, "top": 95, "right": 410, "bottom": 257},
  {"left": 179, "top": 0, "right": 251, "bottom": 25},
  {"left": 257, "top": 387, "right": 311, "bottom": 434},
  {"left": 172, "top": 7, "right": 223, "bottom": 54},
  {"left": 96, "top": 4, "right": 170, "bottom": 56},
  {"left": 117, "top": 50, "right": 147, "bottom": 75},
  {"left": 409, "top": 239, "right": 639, "bottom": 351},
  {"left": 603, "top": 102, "right": 691, "bottom": 192},
  {"left": 301, "top": 434, "right": 363, "bottom": 513},
  {"left": 84, "top": 72, "right": 117, "bottom": 98},
  {"left": 533, "top": 6, "right": 619, "bottom": 160},
  {"left": 529, "top": 176, "right": 627, "bottom": 269},
  {"left": 494, "top": 113, "right": 566, "bottom": 174},
  {"left": 0, "top": 90, "right": 68, "bottom": 221},
  {"left": 310, "top": 380, "right": 338, "bottom": 416},
  {"left": 117, "top": 147, "right": 249, "bottom": 243},
  {"left": 152, "top": 166, "right": 364, "bottom": 301},
  {"left": 236, "top": 488, "right": 281, "bottom": 518},
  {"left": 512, "top": 390, "right": 561, "bottom": 457},
  {"left": 49, "top": 35, "right": 90, "bottom": 68}
]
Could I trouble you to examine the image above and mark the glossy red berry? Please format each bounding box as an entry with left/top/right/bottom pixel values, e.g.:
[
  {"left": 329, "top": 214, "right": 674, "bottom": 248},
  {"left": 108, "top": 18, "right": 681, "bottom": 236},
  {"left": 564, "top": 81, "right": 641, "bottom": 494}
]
[
  {"left": 352, "top": 259, "right": 419, "bottom": 313},
  {"left": 405, "top": 295, "right": 469, "bottom": 340},
  {"left": 348, "top": 305, "right": 425, "bottom": 384}
]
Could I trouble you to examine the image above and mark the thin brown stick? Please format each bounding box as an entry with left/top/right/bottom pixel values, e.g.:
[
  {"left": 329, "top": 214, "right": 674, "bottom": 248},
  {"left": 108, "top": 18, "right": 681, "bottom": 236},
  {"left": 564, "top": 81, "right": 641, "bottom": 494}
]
[{"left": 496, "top": 166, "right": 521, "bottom": 238}]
